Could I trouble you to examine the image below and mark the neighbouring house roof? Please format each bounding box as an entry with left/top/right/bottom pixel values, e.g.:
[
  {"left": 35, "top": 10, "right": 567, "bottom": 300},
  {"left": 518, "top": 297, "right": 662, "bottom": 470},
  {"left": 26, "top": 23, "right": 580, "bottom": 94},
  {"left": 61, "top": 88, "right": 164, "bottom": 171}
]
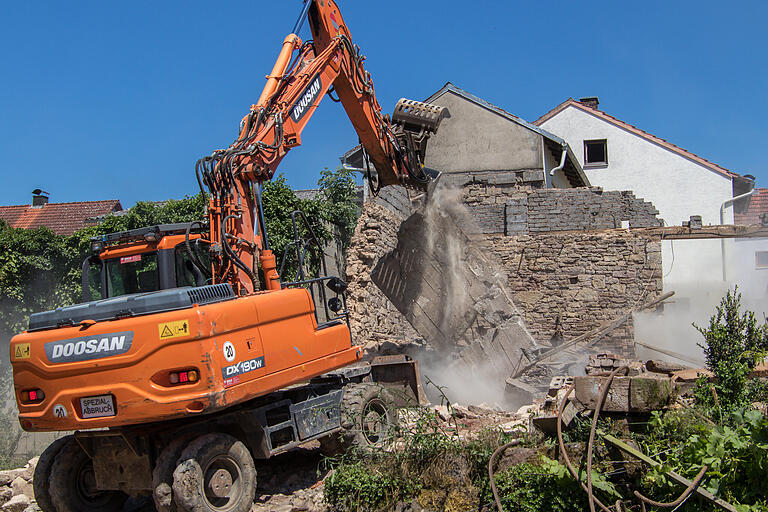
[
  {"left": 533, "top": 98, "right": 739, "bottom": 179},
  {"left": 341, "top": 84, "right": 590, "bottom": 188},
  {"left": 735, "top": 188, "right": 768, "bottom": 225},
  {"left": 427, "top": 83, "right": 589, "bottom": 187},
  {"left": 0, "top": 200, "right": 123, "bottom": 236}
]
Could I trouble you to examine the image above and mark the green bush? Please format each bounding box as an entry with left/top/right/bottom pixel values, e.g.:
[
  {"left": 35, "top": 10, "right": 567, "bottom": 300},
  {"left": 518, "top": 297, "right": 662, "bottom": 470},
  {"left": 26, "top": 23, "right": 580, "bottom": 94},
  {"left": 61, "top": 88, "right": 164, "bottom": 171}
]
[
  {"left": 324, "top": 462, "right": 419, "bottom": 511},
  {"left": 485, "top": 458, "right": 599, "bottom": 512},
  {"left": 642, "top": 409, "right": 768, "bottom": 511},
  {"left": 694, "top": 288, "right": 768, "bottom": 416}
]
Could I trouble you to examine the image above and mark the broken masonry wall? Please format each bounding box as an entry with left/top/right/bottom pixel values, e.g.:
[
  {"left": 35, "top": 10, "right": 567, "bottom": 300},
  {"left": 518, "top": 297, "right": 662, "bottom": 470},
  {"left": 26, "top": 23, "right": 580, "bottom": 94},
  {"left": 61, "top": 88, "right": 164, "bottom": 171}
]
[
  {"left": 344, "top": 177, "right": 663, "bottom": 358},
  {"left": 344, "top": 188, "right": 425, "bottom": 352}
]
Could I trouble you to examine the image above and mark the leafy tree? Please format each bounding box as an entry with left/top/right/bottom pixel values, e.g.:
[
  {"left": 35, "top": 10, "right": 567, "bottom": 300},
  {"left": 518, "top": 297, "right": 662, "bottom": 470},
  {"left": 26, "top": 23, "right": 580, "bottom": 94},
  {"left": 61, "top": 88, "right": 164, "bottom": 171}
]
[
  {"left": 262, "top": 168, "right": 360, "bottom": 281},
  {"left": 261, "top": 174, "right": 327, "bottom": 281},
  {"left": 316, "top": 167, "right": 360, "bottom": 252}
]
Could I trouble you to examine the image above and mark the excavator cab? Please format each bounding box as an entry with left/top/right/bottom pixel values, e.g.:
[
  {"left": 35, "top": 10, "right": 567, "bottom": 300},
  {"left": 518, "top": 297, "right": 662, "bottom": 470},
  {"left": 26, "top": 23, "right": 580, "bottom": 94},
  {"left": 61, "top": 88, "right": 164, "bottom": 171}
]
[{"left": 82, "top": 222, "right": 210, "bottom": 301}]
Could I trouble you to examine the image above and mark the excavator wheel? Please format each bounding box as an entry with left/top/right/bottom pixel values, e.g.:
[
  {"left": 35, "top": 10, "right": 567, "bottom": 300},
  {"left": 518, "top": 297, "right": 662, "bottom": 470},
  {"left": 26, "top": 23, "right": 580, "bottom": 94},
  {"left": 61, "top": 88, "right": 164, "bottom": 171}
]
[
  {"left": 33, "top": 436, "right": 70, "bottom": 512},
  {"left": 48, "top": 436, "right": 128, "bottom": 512},
  {"left": 171, "top": 433, "right": 256, "bottom": 512},
  {"left": 319, "top": 383, "right": 397, "bottom": 455},
  {"left": 152, "top": 434, "right": 197, "bottom": 512}
]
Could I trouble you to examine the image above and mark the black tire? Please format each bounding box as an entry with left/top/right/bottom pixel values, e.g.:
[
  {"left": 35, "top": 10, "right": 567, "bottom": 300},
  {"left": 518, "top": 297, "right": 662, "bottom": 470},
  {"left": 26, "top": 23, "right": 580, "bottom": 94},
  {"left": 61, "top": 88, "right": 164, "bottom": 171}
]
[
  {"left": 34, "top": 435, "right": 71, "bottom": 512},
  {"left": 171, "top": 433, "right": 256, "bottom": 512},
  {"left": 152, "top": 434, "right": 197, "bottom": 512},
  {"left": 49, "top": 437, "right": 128, "bottom": 512},
  {"left": 319, "top": 383, "right": 397, "bottom": 455}
]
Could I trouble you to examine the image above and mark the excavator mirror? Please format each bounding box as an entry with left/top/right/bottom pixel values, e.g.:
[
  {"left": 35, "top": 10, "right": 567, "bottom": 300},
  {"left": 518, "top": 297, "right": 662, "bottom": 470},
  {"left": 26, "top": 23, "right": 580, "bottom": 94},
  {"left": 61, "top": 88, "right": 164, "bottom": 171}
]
[
  {"left": 91, "top": 239, "right": 105, "bottom": 255},
  {"left": 326, "top": 276, "right": 347, "bottom": 294}
]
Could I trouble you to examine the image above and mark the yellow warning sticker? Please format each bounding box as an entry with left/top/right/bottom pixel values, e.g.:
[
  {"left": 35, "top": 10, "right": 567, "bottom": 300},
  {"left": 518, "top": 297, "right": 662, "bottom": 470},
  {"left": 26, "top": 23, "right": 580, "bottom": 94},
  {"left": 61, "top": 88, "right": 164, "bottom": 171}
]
[
  {"left": 13, "top": 343, "right": 31, "bottom": 360},
  {"left": 158, "top": 320, "right": 190, "bottom": 340}
]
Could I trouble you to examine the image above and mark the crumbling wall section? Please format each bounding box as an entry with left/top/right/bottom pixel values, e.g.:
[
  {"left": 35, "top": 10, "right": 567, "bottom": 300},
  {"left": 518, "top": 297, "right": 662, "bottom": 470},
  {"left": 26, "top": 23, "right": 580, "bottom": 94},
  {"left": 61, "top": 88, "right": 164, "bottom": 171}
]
[
  {"left": 461, "top": 183, "right": 661, "bottom": 235},
  {"left": 344, "top": 178, "right": 664, "bottom": 358},
  {"left": 491, "top": 231, "right": 662, "bottom": 356},
  {"left": 344, "top": 189, "right": 424, "bottom": 351}
]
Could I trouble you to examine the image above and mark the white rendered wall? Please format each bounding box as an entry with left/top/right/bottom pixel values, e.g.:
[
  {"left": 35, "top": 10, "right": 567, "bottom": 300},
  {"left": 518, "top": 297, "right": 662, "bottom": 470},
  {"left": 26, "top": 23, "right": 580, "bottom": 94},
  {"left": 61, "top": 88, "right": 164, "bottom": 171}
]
[{"left": 539, "top": 106, "right": 733, "bottom": 226}]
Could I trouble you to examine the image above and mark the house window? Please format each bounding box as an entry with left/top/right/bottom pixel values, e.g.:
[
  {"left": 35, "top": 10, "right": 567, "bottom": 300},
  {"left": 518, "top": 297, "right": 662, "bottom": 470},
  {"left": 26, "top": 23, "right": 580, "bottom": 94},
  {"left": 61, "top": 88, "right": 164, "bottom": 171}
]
[
  {"left": 756, "top": 251, "right": 768, "bottom": 269},
  {"left": 584, "top": 139, "right": 608, "bottom": 166}
]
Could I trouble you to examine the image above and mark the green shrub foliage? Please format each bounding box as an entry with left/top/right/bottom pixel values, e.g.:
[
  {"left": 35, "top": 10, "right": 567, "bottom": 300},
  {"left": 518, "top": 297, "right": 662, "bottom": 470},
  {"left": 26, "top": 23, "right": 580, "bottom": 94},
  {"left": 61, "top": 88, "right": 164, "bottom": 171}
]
[{"left": 694, "top": 288, "right": 768, "bottom": 415}]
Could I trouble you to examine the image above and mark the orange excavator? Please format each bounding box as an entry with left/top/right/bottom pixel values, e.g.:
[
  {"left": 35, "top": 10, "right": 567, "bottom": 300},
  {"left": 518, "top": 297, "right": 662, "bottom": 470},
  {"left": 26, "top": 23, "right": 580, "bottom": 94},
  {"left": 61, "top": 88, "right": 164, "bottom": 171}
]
[{"left": 9, "top": 2, "right": 443, "bottom": 511}]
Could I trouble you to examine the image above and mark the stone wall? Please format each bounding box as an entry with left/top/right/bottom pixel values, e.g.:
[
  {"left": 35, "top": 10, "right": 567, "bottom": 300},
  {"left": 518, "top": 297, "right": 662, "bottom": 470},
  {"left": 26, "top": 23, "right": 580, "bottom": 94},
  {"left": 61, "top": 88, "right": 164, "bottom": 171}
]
[
  {"left": 491, "top": 231, "right": 662, "bottom": 355},
  {"left": 461, "top": 182, "right": 661, "bottom": 235}
]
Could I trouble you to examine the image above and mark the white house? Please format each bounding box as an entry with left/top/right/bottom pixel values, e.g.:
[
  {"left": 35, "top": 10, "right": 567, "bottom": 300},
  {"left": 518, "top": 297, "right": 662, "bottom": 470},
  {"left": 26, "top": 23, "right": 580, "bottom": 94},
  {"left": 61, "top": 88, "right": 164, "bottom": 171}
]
[
  {"left": 534, "top": 97, "right": 754, "bottom": 227},
  {"left": 535, "top": 97, "right": 764, "bottom": 361}
]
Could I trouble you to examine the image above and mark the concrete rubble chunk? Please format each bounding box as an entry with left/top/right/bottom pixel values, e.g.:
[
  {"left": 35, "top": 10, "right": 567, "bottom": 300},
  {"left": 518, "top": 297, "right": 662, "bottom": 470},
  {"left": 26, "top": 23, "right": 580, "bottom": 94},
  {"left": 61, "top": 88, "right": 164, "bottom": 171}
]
[
  {"left": 0, "top": 472, "right": 22, "bottom": 489},
  {"left": 0, "top": 489, "right": 11, "bottom": 508},
  {"left": 646, "top": 360, "right": 689, "bottom": 374},
  {"left": 10, "top": 478, "right": 31, "bottom": 499},
  {"left": 1, "top": 494, "right": 30, "bottom": 512},
  {"left": 433, "top": 405, "right": 451, "bottom": 422},
  {"left": 532, "top": 400, "right": 579, "bottom": 434},
  {"left": 452, "top": 405, "right": 479, "bottom": 419},
  {"left": 573, "top": 373, "right": 674, "bottom": 412}
]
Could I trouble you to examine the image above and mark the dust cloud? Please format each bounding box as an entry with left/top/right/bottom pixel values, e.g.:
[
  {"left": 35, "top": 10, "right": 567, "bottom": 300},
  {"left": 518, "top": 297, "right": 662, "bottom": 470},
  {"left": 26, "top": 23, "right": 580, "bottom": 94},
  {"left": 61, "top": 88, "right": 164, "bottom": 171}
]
[
  {"left": 634, "top": 238, "right": 768, "bottom": 367},
  {"left": 405, "top": 183, "right": 538, "bottom": 409}
]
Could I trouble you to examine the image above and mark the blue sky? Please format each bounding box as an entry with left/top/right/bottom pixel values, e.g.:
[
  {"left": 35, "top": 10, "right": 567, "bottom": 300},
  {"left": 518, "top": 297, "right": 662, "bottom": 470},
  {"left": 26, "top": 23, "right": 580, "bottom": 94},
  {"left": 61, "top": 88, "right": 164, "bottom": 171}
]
[{"left": 1, "top": 1, "right": 766, "bottom": 208}]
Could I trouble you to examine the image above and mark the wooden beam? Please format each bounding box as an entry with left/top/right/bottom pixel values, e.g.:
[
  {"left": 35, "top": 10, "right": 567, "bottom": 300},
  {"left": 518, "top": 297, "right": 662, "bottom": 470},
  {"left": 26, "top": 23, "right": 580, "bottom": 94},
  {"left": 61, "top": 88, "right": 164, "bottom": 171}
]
[
  {"left": 642, "top": 224, "right": 768, "bottom": 240},
  {"left": 634, "top": 340, "right": 706, "bottom": 367}
]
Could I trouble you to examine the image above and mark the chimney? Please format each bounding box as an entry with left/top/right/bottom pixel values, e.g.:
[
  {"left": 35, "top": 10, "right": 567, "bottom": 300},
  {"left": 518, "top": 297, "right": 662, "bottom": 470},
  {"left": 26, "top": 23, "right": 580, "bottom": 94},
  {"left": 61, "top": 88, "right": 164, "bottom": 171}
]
[
  {"left": 579, "top": 96, "right": 599, "bottom": 109},
  {"left": 32, "top": 189, "right": 49, "bottom": 208}
]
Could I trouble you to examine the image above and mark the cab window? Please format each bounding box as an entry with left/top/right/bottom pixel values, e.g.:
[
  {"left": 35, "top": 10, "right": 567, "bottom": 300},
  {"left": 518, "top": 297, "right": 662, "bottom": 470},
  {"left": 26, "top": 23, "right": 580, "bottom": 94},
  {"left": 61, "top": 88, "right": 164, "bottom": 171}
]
[
  {"left": 175, "top": 244, "right": 210, "bottom": 288},
  {"left": 105, "top": 253, "right": 160, "bottom": 296}
]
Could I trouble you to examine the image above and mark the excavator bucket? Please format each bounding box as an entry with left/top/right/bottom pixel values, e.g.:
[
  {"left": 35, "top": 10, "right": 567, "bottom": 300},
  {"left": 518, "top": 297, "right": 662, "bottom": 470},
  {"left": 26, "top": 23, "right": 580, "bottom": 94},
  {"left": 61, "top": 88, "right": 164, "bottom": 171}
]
[
  {"left": 390, "top": 99, "right": 448, "bottom": 192},
  {"left": 392, "top": 99, "right": 446, "bottom": 134}
]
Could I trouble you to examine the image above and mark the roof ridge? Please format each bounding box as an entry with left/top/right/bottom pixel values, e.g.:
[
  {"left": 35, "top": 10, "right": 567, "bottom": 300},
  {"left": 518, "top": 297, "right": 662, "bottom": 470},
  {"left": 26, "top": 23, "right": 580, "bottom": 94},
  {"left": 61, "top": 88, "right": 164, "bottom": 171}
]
[
  {"left": 0, "top": 199, "right": 121, "bottom": 209},
  {"left": 426, "top": 82, "right": 568, "bottom": 146},
  {"left": 536, "top": 98, "right": 738, "bottom": 179}
]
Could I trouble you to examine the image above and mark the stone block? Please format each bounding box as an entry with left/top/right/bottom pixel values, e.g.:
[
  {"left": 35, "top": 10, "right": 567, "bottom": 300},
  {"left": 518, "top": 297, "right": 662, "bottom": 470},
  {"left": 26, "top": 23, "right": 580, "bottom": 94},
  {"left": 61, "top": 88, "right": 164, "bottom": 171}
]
[
  {"left": 573, "top": 374, "right": 673, "bottom": 413},
  {"left": 630, "top": 376, "right": 673, "bottom": 411},
  {"left": 9, "top": 479, "right": 30, "bottom": 500},
  {"left": 574, "top": 375, "right": 631, "bottom": 412},
  {"left": 532, "top": 400, "right": 579, "bottom": 434},
  {"left": 1, "top": 494, "right": 29, "bottom": 512}
]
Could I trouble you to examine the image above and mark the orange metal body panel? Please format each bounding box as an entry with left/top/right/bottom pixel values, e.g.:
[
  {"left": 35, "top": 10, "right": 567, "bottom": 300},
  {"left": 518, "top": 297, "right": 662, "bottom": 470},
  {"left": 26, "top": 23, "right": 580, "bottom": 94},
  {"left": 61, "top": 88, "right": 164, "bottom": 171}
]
[
  {"left": 11, "top": 288, "right": 360, "bottom": 432},
  {"left": 99, "top": 234, "right": 198, "bottom": 259}
]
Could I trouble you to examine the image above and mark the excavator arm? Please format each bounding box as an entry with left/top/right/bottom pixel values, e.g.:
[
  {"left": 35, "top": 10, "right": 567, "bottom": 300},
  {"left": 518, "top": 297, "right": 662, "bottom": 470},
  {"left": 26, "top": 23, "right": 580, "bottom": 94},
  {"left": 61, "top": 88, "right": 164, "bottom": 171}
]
[{"left": 195, "top": 0, "right": 446, "bottom": 295}]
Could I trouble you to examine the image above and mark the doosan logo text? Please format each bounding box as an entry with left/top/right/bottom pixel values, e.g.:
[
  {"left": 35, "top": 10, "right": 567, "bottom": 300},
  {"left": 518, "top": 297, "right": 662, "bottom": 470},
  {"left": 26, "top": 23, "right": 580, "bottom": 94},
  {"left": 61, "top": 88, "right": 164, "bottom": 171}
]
[
  {"left": 291, "top": 76, "right": 322, "bottom": 122},
  {"left": 44, "top": 331, "right": 134, "bottom": 363}
]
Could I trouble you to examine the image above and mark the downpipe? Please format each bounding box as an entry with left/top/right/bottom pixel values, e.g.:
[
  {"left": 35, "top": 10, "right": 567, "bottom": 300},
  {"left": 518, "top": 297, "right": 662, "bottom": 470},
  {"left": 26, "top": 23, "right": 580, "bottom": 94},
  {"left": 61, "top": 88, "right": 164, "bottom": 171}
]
[{"left": 549, "top": 144, "right": 567, "bottom": 176}]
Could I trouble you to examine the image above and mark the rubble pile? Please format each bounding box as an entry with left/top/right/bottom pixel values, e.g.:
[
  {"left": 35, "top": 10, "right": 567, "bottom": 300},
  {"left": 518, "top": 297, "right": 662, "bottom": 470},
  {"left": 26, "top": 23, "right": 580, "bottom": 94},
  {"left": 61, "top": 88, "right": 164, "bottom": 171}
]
[{"left": 0, "top": 459, "right": 36, "bottom": 512}]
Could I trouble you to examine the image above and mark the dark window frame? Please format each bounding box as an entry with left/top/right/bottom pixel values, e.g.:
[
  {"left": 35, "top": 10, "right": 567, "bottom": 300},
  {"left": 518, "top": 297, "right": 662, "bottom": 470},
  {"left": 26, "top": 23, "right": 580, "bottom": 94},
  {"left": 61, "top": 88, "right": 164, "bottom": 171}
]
[{"left": 584, "top": 139, "right": 608, "bottom": 167}]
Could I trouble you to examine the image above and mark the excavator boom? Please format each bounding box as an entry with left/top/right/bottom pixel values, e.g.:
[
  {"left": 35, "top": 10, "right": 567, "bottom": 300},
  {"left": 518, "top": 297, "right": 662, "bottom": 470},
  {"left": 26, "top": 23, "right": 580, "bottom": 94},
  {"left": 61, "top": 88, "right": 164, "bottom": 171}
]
[{"left": 196, "top": 0, "right": 447, "bottom": 295}]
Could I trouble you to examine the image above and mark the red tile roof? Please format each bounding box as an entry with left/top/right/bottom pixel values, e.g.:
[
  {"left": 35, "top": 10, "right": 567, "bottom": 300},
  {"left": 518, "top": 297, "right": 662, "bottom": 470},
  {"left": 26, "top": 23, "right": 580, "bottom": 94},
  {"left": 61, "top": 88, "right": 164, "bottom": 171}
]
[
  {"left": 534, "top": 99, "right": 739, "bottom": 179},
  {"left": 0, "top": 200, "right": 122, "bottom": 236},
  {"left": 735, "top": 188, "right": 768, "bottom": 226}
]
